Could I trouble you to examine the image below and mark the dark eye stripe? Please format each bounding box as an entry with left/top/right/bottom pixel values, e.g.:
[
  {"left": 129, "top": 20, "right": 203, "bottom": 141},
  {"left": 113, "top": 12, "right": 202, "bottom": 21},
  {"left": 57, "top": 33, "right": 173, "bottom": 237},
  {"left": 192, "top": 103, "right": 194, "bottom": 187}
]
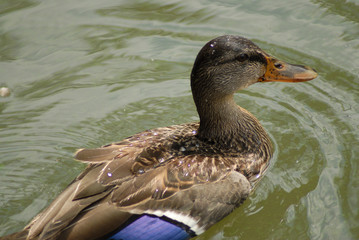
[
  {"left": 248, "top": 54, "right": 267, "bottom": 65},
  {"left": 217, "top": 53, "right": 267, "bottom": 66}
]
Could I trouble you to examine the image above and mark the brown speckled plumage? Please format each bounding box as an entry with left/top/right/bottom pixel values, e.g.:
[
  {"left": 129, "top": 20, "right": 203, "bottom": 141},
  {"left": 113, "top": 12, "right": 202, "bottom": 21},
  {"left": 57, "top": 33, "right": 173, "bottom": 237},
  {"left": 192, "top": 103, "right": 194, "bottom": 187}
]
[{"left": 1, "top": 35, "right": 317, "bottom": 240}]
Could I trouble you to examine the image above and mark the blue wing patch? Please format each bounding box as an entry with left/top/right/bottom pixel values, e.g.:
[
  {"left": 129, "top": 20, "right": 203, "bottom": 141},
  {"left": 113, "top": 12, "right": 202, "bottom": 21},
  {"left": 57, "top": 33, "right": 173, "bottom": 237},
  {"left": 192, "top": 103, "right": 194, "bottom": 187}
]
[{"left": 106, "top": 215, "right": 192, "bottom": 240}]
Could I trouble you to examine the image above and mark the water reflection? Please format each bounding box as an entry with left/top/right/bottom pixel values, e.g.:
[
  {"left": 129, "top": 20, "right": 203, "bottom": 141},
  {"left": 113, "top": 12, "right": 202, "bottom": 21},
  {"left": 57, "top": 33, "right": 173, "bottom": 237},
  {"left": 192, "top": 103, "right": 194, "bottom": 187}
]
[{"left": 0, "top": 0, "right": 358, "bottom": 239}]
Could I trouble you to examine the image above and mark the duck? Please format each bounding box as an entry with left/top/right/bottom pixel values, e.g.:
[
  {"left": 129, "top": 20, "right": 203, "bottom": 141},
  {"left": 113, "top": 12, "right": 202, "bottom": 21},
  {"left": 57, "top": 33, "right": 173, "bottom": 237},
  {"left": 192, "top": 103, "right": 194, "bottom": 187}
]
[{"left": 1, "top": 35, "right": 317, "bottom": 240}]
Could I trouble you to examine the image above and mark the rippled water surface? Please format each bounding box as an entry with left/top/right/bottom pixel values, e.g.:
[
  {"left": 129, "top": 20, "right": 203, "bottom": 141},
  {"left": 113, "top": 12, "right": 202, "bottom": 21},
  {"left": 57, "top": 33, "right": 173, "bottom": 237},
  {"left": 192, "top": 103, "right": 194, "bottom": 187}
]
[{"left": 0, "top": 0, "right": 358, "bottom": 239}]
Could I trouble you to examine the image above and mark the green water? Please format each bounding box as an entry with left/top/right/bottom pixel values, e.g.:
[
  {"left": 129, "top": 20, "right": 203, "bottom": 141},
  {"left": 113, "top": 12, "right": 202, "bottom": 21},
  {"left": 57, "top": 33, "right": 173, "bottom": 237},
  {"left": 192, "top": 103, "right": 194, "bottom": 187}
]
[{"left": 0, "top": 0, "right": 358, "bottom": 239}]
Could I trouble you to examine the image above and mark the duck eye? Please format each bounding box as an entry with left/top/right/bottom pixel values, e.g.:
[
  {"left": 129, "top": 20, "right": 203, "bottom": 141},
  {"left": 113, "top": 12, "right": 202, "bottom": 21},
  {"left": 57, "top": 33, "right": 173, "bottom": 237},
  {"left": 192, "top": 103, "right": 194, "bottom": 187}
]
[{"left": 237, "top": 53, "right": 249, "bottom": 62}]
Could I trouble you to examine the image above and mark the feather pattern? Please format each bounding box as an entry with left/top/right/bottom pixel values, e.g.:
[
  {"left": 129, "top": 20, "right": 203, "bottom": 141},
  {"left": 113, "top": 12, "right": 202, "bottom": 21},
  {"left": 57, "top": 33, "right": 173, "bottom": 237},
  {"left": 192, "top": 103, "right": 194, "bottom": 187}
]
[{"left": 17, "top": 122, "right": 262, "bottom": 239}]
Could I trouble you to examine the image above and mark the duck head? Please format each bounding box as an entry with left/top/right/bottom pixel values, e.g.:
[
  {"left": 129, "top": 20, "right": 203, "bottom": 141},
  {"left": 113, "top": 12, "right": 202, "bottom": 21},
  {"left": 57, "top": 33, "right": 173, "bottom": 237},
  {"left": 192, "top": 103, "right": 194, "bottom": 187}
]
[{"left": 191, "top": 35, "right": 317, "bottom": 100}]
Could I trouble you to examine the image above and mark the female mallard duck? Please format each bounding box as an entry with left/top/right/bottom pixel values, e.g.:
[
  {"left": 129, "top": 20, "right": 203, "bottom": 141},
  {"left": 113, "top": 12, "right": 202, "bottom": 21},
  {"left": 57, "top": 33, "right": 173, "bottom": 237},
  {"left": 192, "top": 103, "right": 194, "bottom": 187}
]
[{"left": 2, "top": 35, "right": 317, "bottom": 240}]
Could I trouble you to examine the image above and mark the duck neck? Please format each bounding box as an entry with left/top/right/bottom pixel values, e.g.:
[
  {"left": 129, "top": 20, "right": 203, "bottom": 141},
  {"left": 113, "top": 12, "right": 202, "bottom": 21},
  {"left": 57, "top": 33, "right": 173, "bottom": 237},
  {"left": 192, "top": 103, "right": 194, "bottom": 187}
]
[{"left": 193, "top": 93, "right": 269, "bottom": 153}]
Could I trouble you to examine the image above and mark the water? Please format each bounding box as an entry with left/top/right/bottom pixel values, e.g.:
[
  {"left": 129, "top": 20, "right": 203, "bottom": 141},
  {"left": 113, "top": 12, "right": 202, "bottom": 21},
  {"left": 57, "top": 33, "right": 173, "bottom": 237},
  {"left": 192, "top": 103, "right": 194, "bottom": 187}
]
[{"left": 0, "top": 0, "right": 358, "bottom": 239}]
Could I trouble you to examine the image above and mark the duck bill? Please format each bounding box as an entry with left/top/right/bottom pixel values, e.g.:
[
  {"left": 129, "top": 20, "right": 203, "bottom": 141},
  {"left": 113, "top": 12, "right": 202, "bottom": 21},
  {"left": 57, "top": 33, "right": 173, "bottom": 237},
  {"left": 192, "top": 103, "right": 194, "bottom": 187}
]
[{"left": 259, "top": 55, "right": 317, "bottom": 83}]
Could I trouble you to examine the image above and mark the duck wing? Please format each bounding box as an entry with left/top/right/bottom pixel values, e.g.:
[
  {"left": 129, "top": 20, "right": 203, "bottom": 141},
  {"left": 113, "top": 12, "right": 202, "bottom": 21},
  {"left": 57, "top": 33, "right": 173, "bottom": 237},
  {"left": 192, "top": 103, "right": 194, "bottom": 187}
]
[{"left": 21, "top": 124, "right": 251, "bottom": 240}]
